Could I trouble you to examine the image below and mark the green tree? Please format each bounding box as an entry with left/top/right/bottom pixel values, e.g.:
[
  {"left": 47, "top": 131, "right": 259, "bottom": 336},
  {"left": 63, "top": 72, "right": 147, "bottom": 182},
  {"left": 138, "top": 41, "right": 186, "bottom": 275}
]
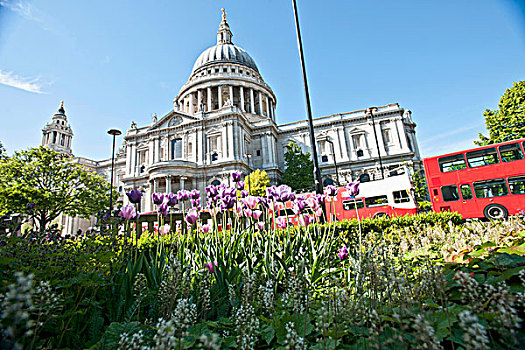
[
  {"left": 0, "top": 146, "right": 113, "bottom": 233},
  {"left": 476, "top": 81, "right": 525, "bottom": 145},
  {"left": 245, "top": 169, "right": 270, "bottom": 196},
  {"left": 281, "top": 142, "right": 314, "bottom": 190},
  {"left": 0, "top": 141, "right": 6, "bottom": 160},
  {"left": 412, "top": 169, "right": 431, "bottom": 211}
]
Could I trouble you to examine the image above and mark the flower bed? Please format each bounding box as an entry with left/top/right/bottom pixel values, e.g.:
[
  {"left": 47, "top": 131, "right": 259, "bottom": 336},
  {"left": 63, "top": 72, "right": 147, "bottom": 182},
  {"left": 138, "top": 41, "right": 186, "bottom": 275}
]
[{"left": 1, "top": 173, "right": 524, "bottom": 349}]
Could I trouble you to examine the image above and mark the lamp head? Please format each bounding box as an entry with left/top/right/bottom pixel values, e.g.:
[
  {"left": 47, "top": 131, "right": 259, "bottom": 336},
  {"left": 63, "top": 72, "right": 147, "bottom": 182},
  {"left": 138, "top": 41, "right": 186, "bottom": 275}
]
[{"left": 107, "top": 129, "right": 122, "bottom": 136}]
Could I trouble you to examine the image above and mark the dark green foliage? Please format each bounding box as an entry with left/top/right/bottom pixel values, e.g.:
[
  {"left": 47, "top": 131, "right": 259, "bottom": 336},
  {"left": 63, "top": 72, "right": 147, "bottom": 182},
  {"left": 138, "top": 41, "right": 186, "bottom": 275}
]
[
  {"left": 280, "top": 142, "right": 314, "bottom": 190},
  {"left": 476, "top": 80, "right": 525, "bottom": 145}
]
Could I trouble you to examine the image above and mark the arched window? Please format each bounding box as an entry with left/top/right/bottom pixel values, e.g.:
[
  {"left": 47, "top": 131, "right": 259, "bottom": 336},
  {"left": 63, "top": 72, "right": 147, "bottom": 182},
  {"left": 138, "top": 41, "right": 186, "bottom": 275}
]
[
  {"left": 323, "top": 178, "right": 334, "bottom": 186},
  {"left": 359, "top": 173, "right": 370, "bottom": 183}
]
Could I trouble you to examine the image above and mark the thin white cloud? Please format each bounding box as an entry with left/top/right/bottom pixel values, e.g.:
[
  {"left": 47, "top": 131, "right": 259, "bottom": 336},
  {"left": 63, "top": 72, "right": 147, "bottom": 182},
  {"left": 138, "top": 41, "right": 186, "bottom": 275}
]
[
  {"left": 420, "top": 122, "right": 484, "bottom": 145},
  {"left": 0, "top": 70, "right": 46, "bottom": 94},
  {"left": 0, "top": 0, "right": 46, "bottom": 27}
]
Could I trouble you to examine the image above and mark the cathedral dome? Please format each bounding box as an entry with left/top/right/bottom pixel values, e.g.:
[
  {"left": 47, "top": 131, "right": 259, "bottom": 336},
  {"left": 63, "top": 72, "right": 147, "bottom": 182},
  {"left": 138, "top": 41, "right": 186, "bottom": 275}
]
[{"left": 191, "top": 44, "right": 259, "bottom": 74}]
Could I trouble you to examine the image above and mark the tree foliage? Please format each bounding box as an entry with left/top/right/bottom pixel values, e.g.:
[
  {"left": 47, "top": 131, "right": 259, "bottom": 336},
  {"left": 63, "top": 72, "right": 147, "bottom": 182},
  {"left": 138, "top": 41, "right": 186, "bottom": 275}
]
[
  {"left": 476, "top": 81, "right": 525, "bottom": 145},
  {"left": 281, "top": 142, "right": 314, "bottom": 190},
  {"left": 245, "top": 169, "right": 270, "bottom": 196},
  {"left": 0, "top": 146, "right": 113, "bottom": 232},
  {"left": 0, "top": 141, "right": 6, "bottom": 160}
]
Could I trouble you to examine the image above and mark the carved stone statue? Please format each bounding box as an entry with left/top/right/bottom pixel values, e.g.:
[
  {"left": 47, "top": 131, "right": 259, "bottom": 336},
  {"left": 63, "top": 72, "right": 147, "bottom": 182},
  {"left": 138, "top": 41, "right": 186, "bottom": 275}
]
[
  {"left": 131, "top": 121, "right": 137, "bottom": 129},
  {"left": 223, "top": 98, "right": 232, "bottom": 107},
  {"left": 403, "top": 109, "right": 412, "bottom": 121},
  {"left": 152, "top": 113, "right": 157, "bottom": 124}
]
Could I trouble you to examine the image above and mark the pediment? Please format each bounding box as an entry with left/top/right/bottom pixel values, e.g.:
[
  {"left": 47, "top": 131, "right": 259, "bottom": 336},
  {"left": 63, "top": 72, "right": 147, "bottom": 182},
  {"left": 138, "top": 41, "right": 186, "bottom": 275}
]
[
  {"left": 348, "top": 127, "right": 364, "bottom": 134},
  {"left": 148, "top": 111, "right": 199, "bottom": 130}
]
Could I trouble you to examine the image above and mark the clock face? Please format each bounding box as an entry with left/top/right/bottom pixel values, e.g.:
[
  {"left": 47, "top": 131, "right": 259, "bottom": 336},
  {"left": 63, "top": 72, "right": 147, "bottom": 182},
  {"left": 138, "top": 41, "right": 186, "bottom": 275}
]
[{"left": 169, "top": 116, "right": 183, "bottom": 127}]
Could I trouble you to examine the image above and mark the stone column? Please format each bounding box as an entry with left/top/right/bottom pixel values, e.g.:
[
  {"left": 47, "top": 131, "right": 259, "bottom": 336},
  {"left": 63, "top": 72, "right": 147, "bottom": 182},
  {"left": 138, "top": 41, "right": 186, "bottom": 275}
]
[
  {"left": 131, "top": 143, "right": 137, "bottom": 176},
  {"left": 189, "top": 93, "right": 194, "bottom": 115},
  {"left": 258, "top": 92, "right": 263, "bottom": 116},
  {"left": 229, "top": 86, "right": 234, "bottom": 105},
  {"left": 222, "top": 125, "right": 227, "bottom": 159},
  {"left": 126, "top": 143, "right": 132, "bottom": 175},
  {"left": 166, "top": 176, "right": 172, "bottom": 193},
  {"left": 207, "top": 87, "right": 212, "bottom": 111},
  {"left": 373, "top": 121, "right": 387, "bottom": 156},
  {"left": 265, "top": 96, "right": 270, "bottom": 117},
  {"left": 395, "top": 117, "right": 409, "bottom": 150},
  {"left": 266, "top": 133, "right": 272, "bottom": 166},
  {"left": 240, "top": 86, "right": 245, "bottom": 111},
  {"left": 227, "top": 122, "right": 234, "bottom": 160},
  {"left": 180, "top": 176, "right": 187, "bottom": 190},
  {"left": 148, "top": 140, "right": 154, "bottom": 165},
  {"left": 197, "top": 89, "right": 202, "bottom": 111},
  {"left": 250, "top": 88, "right": 255, "bottom": 113},
  {"left": 218, "top": 86, "right": 222, "bottom": 109},
  {"left": 153, "top": 138, "right": 159, "bottom": 163}
]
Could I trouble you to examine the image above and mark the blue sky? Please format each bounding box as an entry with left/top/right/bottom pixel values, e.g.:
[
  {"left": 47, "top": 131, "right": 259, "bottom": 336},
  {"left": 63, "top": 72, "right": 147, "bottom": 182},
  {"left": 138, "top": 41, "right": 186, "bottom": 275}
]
[{"left": 1, "top": 0, "right": 524, "bottom": 160}]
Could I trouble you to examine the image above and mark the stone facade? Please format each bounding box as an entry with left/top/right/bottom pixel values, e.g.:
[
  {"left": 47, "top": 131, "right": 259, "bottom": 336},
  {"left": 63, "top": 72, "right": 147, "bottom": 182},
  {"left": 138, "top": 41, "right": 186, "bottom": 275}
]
[{"left": 41, "top": 11, "right": 422, "bottom": 229}]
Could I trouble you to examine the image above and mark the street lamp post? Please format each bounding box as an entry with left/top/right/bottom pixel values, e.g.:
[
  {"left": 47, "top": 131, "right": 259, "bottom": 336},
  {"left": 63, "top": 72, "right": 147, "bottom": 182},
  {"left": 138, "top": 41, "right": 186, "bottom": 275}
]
[
  {"left": 291, "top": 0, "right": 324, "bottom": 198},
  {"left": 107, "top": 129, "right": 122, "bottom": 215},
  {"left": 324, "top": 138, "right": 340, "bottom": 186},
  {"left": 244, "top": 153, "right": 252, "bottom": 195},
  {"left": 366, "top": 107, "right": 385, "bottom": 180}
]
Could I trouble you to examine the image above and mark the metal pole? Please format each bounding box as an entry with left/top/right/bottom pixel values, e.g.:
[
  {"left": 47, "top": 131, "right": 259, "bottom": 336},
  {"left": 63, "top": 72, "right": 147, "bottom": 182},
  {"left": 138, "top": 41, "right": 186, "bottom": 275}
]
[
  {"left": 291, "top": 0, "right": 323, "bottom": 196},
  {"left": 109, "top": 135, "right": 116, "bottom": 214},
  {"left": 327, "top": 139, "right": 340, "bottom": 186},
  {"left": 107, "top": 129, "right": 122, "bottom": 215},
  {"left": 368, "top": 108, "right": 385, "bottom": 179}
]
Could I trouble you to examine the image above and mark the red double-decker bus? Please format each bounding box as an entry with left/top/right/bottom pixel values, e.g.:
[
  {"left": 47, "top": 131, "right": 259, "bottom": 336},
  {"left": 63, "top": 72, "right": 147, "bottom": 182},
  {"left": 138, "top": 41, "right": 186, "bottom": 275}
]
[{"left": 423, "top": 138, "right": 525, "bottom": 219}]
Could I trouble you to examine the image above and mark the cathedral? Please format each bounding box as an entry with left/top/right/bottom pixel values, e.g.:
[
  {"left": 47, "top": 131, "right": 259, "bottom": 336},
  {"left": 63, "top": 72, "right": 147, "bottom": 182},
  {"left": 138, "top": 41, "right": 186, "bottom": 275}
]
[{"left": 42, "top": 10, "right": 421, "bottom": 230}]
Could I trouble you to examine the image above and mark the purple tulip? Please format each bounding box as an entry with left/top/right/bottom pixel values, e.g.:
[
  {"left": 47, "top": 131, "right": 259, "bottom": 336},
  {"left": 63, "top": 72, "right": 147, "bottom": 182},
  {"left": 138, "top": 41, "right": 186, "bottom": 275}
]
[
  {"left": 338, "top": 245, "right": 349, "bottom": 260},
  {"left": 201, "top": 224, "right": 211, "bottom": 234},
  {"left": 191, "top": 198, "right": 201, "bottom": 208},
  {"left": 206, "top": 185, "right": 219, "bottom": 199},
  {"left": 237, "top": 181, "right": 245, "bottom": 190},
  {"left": 166, "top": 192, "right": 178, "bottom": 206},
  {"left": 126, "top": 189, "right": 142, "bottom": 204},
  {"left": 306, "top": 197, "right": 320, "bottom": 211},
  {"left": 190, "top": 189, "right": 200, "bottom": 199},
  {"left": 152, "top": 192, "right": 165, "bottom": 205},
  {"left": 178, "top": 190, "right": 190, "bottom": 201},
  {"left": 222, "top": 196, "right": 236, "bottom": 209},
  {"left": 185, "top": 210, "right": 199, "bottom": 225},
  {"left": 231, "top": 170, "right": 242, "bottom": 183},
  {"left": 158, "top": 202, "right": 169, "bottom": 216},
  {"left": 277, "top": 184, "right": 293, "bottom": 202},
  {"left": 325, "top": 185, "right": 338, "bottom": 197},
  {"left": 240, "top": 190, "right": 249, "bottom": 197},
  {"left": 299, "top": 215, "right": 311, "bottom": 227},
  {"left": 346, "top": 182, "right": 360, "bottom": 197},
  {"left": 253, "top": 210, "right": 262, "bottom": 220},
  {"left": 119, "top": 204, "right": 137, "bottom": 220},
  {"left": 292, "top": 199, "right": 307, "bottom": 215},
  {"left": 257, "top": 221, "right": 265, "bottom": 230}
]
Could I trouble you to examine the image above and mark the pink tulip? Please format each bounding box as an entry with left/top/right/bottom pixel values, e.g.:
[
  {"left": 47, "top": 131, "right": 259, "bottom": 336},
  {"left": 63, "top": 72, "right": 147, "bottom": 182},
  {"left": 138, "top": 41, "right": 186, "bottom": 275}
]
[
  {"left": 185, "top": 210, "right": 199, "bottom": 225},
  {"left": 243, "top": 209, "right": 253, "bottom": 218},
  {"left": 276, "top": 217, "right": 287, "bottom": 229},
  {"left": 257, "top": 221, "right": 265, "bottom": 230},
  {"left": 252, "top": 210, "right": 262, "bottom": 220},
  {"left": 201, "top": 224, "right": 211, "bottom": 234},
  {"left": 306, "top": 197, "right": 320, "bottom": 211},
  {"left": 299, "top": 215, "right": 311, "bottom": 226},
  {"left": 241, "top": 196, "right": 259, "bottom": 210},
  {"left": 204, "top": 261, "right": 218, "bottom": 273},
  {"left": 315, "top": 208, "right": 324, "bottom": 217}
]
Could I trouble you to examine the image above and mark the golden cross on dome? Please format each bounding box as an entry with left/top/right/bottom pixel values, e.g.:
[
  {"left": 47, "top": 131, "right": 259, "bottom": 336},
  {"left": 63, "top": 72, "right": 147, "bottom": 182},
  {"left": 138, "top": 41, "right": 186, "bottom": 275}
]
[
  {"left": 60, "top": 101, "right": 64, "bottom": 108},
  {"left": 221, "top": 8, "right": 226, "bottom": 21}
]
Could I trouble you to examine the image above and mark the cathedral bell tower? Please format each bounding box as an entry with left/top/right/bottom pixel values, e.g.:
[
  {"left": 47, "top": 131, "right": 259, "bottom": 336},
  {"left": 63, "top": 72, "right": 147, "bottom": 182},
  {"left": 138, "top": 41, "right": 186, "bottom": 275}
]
[{"left": 42, "top": 101, "right": 74, "bottom": 155}]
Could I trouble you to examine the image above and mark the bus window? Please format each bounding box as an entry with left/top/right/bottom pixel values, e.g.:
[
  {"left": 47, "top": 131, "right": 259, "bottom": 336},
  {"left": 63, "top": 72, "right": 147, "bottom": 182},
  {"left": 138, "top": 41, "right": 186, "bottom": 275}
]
[
  {"left": 393, "top": 190, "right": 410, "bottom": 203},
  {"left": 366, "top": 195, "right": 388, "bottom": 207},
  {"left": 508, "top": 176, "right": 525, "bottom": 195},
  {"left": 438, "top": 154, "right": 466, "bottom": 172},
  {"left": 473, "top": 179, "right": 508, "bottom": 198},
  {"left": 441, "top": 185, "right": 459, "bottom": 202},
  {"left": 343, "top": 199, "right": 364, "bottom": 210},
  {"left": 498, "top": 143, "right": 523, "bottom": 162},
  {"left": 466, "top": 148, "right": 499, "bottom": 168},
  {"left": 460, "top": 184, "right": 473, "bottom": 200}
]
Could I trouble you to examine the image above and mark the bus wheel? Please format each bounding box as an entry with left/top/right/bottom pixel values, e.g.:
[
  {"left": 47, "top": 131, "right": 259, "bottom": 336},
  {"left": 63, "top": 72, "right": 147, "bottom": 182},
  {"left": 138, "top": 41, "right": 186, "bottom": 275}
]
[
  {"left": 483, "top": 204, "right": 508, "bottom": 220},
  {"left": 374, "top": 213, "right": 389, "bottom": 219}
]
